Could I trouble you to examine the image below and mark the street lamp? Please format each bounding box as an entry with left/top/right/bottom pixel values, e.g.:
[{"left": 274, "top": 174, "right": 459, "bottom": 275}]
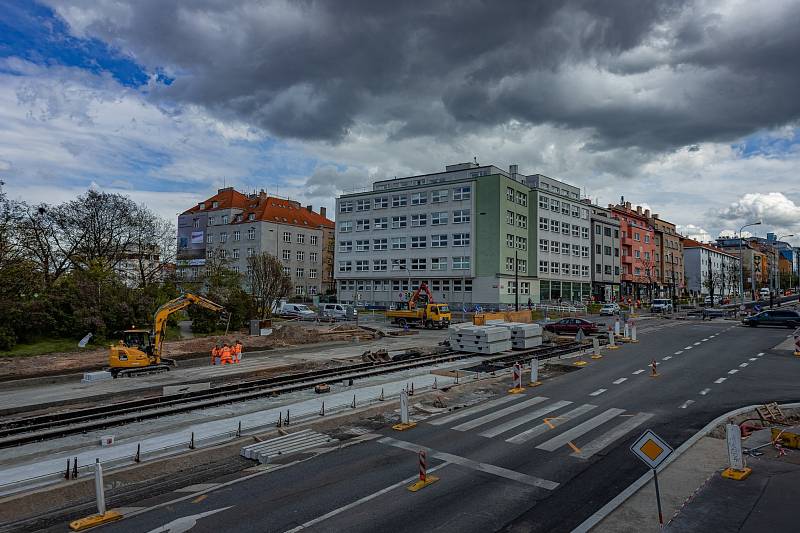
[
  {"left": 776, "top": 234, "right": 794, "bottom": 295},
  {"left": 738, "top": 221, "right": 761, "bottom": 308}
]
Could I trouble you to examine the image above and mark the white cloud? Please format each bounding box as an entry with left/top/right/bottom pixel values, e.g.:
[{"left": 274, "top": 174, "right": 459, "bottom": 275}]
[
  {"left": 677, "top": 224, "right": 712, "bottom": 242},
  {"left": 718, "top": 192, "right": 800, "bottom": 227}
]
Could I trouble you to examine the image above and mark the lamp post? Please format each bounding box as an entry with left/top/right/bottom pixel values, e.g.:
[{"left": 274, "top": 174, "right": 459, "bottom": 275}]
[
  {"left": 738, "top": 221, "right": 761, "bottom": 308},
  {"left": 776, "top": 234, "right": 794, "bottom": 296}
]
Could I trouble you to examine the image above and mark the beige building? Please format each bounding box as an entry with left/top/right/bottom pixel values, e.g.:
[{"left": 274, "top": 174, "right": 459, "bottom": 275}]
[{"left": 647, "top": 212, "right": 684, "bottom": 297}]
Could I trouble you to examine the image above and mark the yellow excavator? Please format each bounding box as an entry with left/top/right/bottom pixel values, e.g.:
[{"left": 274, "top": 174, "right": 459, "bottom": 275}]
[{"left": 108, "top": 293, "right": 226, "bottom": 378}]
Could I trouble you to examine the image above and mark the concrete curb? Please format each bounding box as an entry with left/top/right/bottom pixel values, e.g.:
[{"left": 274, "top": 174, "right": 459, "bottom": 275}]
[{"left": 571, "top": 401, "right": 800, "bottom": 533}]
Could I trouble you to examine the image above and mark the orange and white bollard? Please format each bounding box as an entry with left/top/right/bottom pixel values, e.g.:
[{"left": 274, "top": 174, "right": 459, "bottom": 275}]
[
  {"left": 650, "top": 359, "right": 659, "bottom": 377},
  {"left": 508, "top": 363, "right": 525, "bottom": 393},
  {"left": 630, "top": 321, "right": 638, "bottom": 343},
  {"left": 607, "top": 326, "right": 619, "bottom": 350},
  {"left": 408, "top": 449, "right": 439, "bottom": 491}
]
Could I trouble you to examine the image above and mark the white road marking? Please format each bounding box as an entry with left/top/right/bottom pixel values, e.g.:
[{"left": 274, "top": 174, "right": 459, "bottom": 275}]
[
  {"left": 632, "top": 369, "right": 645, "bottom": 375},
  {"left": 571, "top": 412, "right": 654, "bottom": 460},
  {"left": 749, "top": 358, "right": 757, "bottom": 361},
  {"left": 714, "top": 378, "right": 727, "bottom": 384},
  {"left": 537, "top": 408, "right": 625, "bottom": 451},
  {"left": 452, "top": 397, "right": 548, "bottom": 431},
  {"left": 662, "top": 356, "right": 672, "bottom": 360},
  {"left": 378, "top": 436, "right": 559, "bottom": 489},
  {"left": 430, "top": 395, "right": 522, "bottom": 426},
  {"left": 479, "top": 400, "right": 572, "bottom": 438},
  {"left": 728, "top": 369, "right": 739, "bottom": 374},
  {"left": 699, "top": 388, "right": 711, "bottom": 395},
  {"left": 758, "top": 352, "right": 765, "bottom": 356},
  {"left": 739, "top": 363, "right": 748, "bottom": 367},
  {"left": 674, "top": 351, "right": 683, "bottom": 355},
  {"left": 590, "top": 388, "right": 607, "bottom": 396},
  {"left": 693, "top": 342, "right": 702, "bottom": 346},
  {"left": 612, "top": 378, "right": 627, "bottom": 385},
  {"left": 679, "top": 400, "right": 695, "bottom": 409},
  {"left": 506, "top": 404, "right": 597, "bottom": 444},
  {"left": 684, "top": 346, "right": 693, "bottom": 350}
]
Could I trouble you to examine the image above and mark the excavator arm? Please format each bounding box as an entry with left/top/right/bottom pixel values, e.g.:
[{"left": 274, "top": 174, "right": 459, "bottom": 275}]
[
  {"left": 152, "top": 294, "right": 226, "bottom": 358},
  {"left": 407, "top": 282, "right": 435, "bottom": 310}
]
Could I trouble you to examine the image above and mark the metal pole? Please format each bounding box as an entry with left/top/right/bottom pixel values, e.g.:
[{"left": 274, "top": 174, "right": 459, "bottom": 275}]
[
  {"left": 653, "top": 468, "right": 664, "bottom": 527},
  {"left": 515, "top": 249, "right": 519, "bottom": 311},
  {"left": 94, "top": 459, "right": 106, "bottom": 516}
]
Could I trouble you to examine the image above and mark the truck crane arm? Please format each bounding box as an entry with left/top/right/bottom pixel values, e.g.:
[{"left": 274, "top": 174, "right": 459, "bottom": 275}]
[
  {"left": 407, "top": 282, "right": 435, "bottom": 310},
  {"left": 153, "top": 294, "right": 226, "bottom": 357}
]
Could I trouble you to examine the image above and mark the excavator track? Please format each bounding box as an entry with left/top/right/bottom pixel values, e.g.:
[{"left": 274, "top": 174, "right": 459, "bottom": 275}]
[{"left": 114, "top": 364, "right": 173, "bottom": 378}]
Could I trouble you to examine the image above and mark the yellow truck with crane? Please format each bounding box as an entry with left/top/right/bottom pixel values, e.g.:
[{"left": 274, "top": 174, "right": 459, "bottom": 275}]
[
  {"left": 108, "top": 293, "right": 226, "bottom": 377},
  {"left": 386, "top": 283, "right": 452, "bottom": 329}
]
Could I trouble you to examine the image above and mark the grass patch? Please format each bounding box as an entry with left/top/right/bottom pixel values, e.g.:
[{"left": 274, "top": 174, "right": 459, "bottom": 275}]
[{"left": 0, "top": 338, "right": 90, "bottom": 358}]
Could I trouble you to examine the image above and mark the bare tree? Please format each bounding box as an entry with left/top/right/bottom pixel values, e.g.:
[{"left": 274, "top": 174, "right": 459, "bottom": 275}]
[
  {"left": 15, "top": 203, "right": 80, "bottom": 288},
  {"left": 637, "top": 256, "right": 658, "bottom": 301},
  {"left": 128, "top": 204, "right": 176, "bottom": 288},
  {"left": 247, "top": 252, "right": 293, "bottom": 319}
]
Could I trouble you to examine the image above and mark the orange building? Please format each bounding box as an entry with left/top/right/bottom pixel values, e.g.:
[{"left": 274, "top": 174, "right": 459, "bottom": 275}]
[{"left": 609, "top": 200, "right": 657, "bottom": 300}]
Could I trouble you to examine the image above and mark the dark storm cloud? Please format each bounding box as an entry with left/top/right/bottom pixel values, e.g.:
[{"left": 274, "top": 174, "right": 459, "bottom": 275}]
[{"left": 49, "top": 0, "right": 800, "bottom": 151}]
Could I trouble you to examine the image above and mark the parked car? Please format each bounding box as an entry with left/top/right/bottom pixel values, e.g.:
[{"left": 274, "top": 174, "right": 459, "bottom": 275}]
[
  {"left": 321, "top": 303, "right": 358, "bottom": 320},
  {"left": 544, "top": 318, "right": 599, "bottom": 335},
  {"left": 742, "top": 310, "right": 800, "bottom": 328},
  {"left": 599, "top": 303, "right": 620, "bottom": 316},
  {"left": 279, "top": 303, "right": 317, "bottom": 320},
  {"left": 759, "top": 288, "right": 771, "bottom": 299},
  {"left": 703, "top": 296, "right": 723, "bottom": 305},
  {"left": 651, "top": 298, "right": 673, "bottom": 313}
]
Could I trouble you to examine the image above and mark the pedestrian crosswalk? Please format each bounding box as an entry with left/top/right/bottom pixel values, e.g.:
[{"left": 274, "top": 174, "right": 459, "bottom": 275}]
[{"left": 429, "top": 394, "right": 652, "bottom": 460}]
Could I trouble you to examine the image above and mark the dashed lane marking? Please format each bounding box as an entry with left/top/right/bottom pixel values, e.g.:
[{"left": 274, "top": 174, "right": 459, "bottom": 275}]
[
  {"left": 699, "top": 388, "right": 711, "bottom": 395},
  {"left": 590, "top": 389, "right": 607, "bottom": 396},
  {"left": 739, "top": 363, "right": 748, "bottom": 367},
  {"left": 728, "top": 369, "right": 739, "bottom": 374},
  {"left": 685, "top": 346, "right": 693, "bottom": 350},
  {"left": 701, "top": 338, "right": 709, "bottom": 341},
  {"left": 679, "top": 400, "right": 695, "bottom": 409},
  {"left": 714, "top": 378, "right": 727, "bottom": 384},
  {"left": 749, "top": 358, "right": 757, "bottom": 361},
  {"left": 612, "top": 378, "right": 627, "bottom": 385},
  {"left": 674, "top": 351, "right": 683, "bottom": 355},
  {"left": 662, "top": 356, "right": 672, "bottom": 360},
  {"left": 632, "top": 369, "right": 645, "bottom": 375},
  {"left": 693, "top": 342, "right": 702, "bottom": 346},
  {"left": 758, "top": 352, "right": 765, "bottom": 356}
]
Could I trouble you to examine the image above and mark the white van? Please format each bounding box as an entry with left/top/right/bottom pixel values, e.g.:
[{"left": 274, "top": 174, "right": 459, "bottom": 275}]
[
  {"left": 279, "top": 303, "right": 317, "bottom": 320},
  {"left": 321, "top": 303, "right": 358, "bottom": 320}
]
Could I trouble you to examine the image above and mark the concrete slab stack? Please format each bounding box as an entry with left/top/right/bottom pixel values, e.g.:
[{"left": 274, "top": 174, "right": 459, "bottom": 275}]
[
  {"left": 449, "top": 325, "right": 513, "bottom": 354},
  {"left": 495, "top": 322, "right": 543, "bottom": 350},
  {"left": 240, "top": 429, "right": 336, "bottom": 464}
]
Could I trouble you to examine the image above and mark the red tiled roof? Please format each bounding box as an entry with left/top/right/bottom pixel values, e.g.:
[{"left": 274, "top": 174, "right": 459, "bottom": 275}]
[{"left": 183, "top": 189, "right": 334, "bottom": 229}]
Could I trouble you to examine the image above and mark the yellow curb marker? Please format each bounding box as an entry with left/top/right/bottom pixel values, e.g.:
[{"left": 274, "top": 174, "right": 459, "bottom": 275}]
[
  {"left": 392, "top": 422, "right": 417, "bottom": 431},
  {"left": 721, "top": 467, "right": 752, "bottom": 480},
  {"left": 407, "top": 475, "right": 440, "bottom": 492},
  {"left": 69, "top": 511, "right": 123, "bottom": 531}
]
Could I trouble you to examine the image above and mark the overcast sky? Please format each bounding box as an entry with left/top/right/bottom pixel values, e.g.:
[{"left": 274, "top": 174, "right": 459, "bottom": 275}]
[{"left": 1, "top": 0, "right": 799, "bottom": 244}]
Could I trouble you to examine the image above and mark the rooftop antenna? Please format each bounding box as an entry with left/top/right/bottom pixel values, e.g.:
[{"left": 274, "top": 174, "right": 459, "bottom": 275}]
[{"left": 473, "top": 156, "right": 478, "bottom": 165}]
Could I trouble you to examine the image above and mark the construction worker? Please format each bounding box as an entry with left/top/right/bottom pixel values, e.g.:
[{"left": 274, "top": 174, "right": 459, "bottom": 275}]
[
  {"left": 220, "top": 343, "right": 233, "bottom": 365},
  {"left": 211, "top": 344, "right": 221, "bottom": 365},
  {"left": 234, "top": 340, "right": 243, "bottom": 363}
]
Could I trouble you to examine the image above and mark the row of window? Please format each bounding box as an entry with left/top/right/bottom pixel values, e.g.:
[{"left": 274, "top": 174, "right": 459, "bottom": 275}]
[
  {"left": 505, "top": 187, "right": 528, "bottom": 207},
  {"left": 180, "top": 264, "right": 319, "bottom": 282},
  {"left": 539, "top": 240, "right": 591, "bottom": 257},
  {"left": 538, "top": 196, "right": 590, "bottom": 220},
  {"left": 280, "top": 250, "right": 319, "bottom": 262},
  {"left": 338, "top": 279, "right": 473, "bottom": 293},
  {"left": 206, "top": 248, "right": 321, "bottom": 263},
  {"left": 594, "top": 225, "right": 619, "bottom": 238},
  {"left": 505, "top": 234, "right": 528, "bottom": 250},
  {"left": 538, "top": 261, "right": 591, "bottom": 277},
  {"left": 204, "top": 213, "right": 257, "bottom": 226},
  {"left": 504, "top": 257, "right": 528, "bottom": 273},
  {"left": 595, "top": 264, "right": 620, "bottom": 276},
  {"left": 338, "top": 256, "right": 471, "bottom": 272},
  {"left": 505, "top": 210, "right": 528, "bottom": 229},
  {"left": 206, "top": 230, "right": 318, "bottom": 245},
  {"left": 593, "top": 244, "right": 620, "bottom": 257},
  {"left": 339, "top": 210, "right": 470, "bottom": 232},
  {"left": 538, "top": 218, "right": 590, "bottom": 238},
  {"left": 339, "top": 234, "right": 471, "bottom": 251},
  {"left": 339, "top": 186, "right": 472, "bottom": 213},
  {"left": 626, "top": 232, "right": 651, "bottom": 243},
  {"left": 505, "top": 281, "right": 531, "bottom": 295}
]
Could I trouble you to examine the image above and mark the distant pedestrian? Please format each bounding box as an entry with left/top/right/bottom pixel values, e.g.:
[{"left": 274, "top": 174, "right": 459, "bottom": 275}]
[
  {"left": 212, "top": 344, "right": 222, "bottom": 365},
  {"left": 220, "top": 343, "right": 233, "bottom": 365},
  {"left": 527, "top": 297, "right": 532, "bottom": 311},
  {"left": 234, "top": 340, "right": 243, "bottom": 363},
  {"left": 211, "top": 345, "right": 218, "bottom": 365}
]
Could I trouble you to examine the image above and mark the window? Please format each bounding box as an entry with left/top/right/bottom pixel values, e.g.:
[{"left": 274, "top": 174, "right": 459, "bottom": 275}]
[
  {"left": 453, "top": 233, "right": 470, "bottom": 246},
  {"left": 208, "top": 216, "right": 215, "bottom": 226},
  {"left": 516, "top": 213, "right": 527, "bottom": 228},
  {"left": 539, "top": 196, "right": 549, "bottom": 209},
  {"left": 562, "top": 263, "right": 570, "bottom": 275},
  {"left": 596, "top": 263, "right": 602, "bottom": 274},
  {"left": 391, "top": 258, "right": 407, "bottom": 270},
  {"left": 295, "top": 267, "right": 305, "bottom": 277},
  {"left": 506, "top": 187, "right": 514, "bottom": 201},
  {"left": 604, "top": 265, "right": 612, "bottom": 275},
  {"left": 571, "top": 205, "right": 580, "bottom": 218},
  {"left": 373, "top": 197, "right": 388, "bottom": 209},
  {"left": 552, "top": 241, "right": 561, "bottom": 254},
  {"left": 391, "top": 237, "right": 407, "bottom": 250},
  {"left": 206, "top": 234, "right": 213, "bottom": 244},
  {"left": 572, "top": 244, "right": 580, "bottom": 256},
  {"left": 282, "top": 266, "right": 291, "bottom": 276},
  {"left": 506, "top": 234, "right": 514, "bottom": 248},
  {"left": 453, "top": 186, "right": 471, "bottom": 200},
  {"left": 295, "top": 250, "right": 304, "bottom": 261},
  {"left": 230, "top": 249, "right": 239, "bottom": 259},
  {"left": 199, "top": 203, "right": 206, "bottom": 210},
  {"left": 221, "top": 215, "right": 229, "bottom": 224},
  {"left": 247, "top": 248, "right": 255, "bottom": 258},
  {"left": 551, "top": 220, "right": 560, "bottom": 233},
  {"left": 540, "top": 217, "right": 549, "bottom": 231},
  {"left": 614, "top": 229, "right": 619, "bottom": 238},
  {"left": 391, "top": 216, "right": 407, "bottom": 229},
  {"left": 644, "top": 251, "right": 651, "bottom": 261},
  {"left": 411, "top": 236, "right": 427, "bottom": 248},
  {"left": 411, "top": 258, "right": 427, "bottom": 270},
  {"left": 551, "top": 199, "right": 560, "bottom": 212},
  {"left": 356, "top": 219, "right": 370, "bottom": 231},
  {"left": 431, "top": 234, "right": 448, "bottom": 247},
  {"left": 338, "top": 261, "right": 352, "bottom": 272},
  {"left": 539, "top": 239, "right": 549, "bottom": 252},
  {"left": 562, "top": 203, "right": 570, "bottom": 216},
  {"left": 634, "top": 232, "right": 641, "bottom": 241},
  {"left": 355, "top": 261, "right": 369, "bottom": 272},
  {"left": 248, "top": 213, "right": 255, "bottom": 221},
  {"left": 595, "top": 244, "right": 602, "bottom": 254},
  {"left": 309, "top": 269, "right": 318, "bottom": 278},
  {"left": 539, "top": 260, "right": 549, "bottom": 274},
  {"left": 614, "top": 247, "right": 619, "bottom": 257},
  {"left": 372, "top": 259, "right": 387, "bottom": 271},
  {"left": 452, "top": 256, "right": 470, "bottom": 270},
  {"left": 453, "top": 209, "right": 471, "bottom": 223},
  {"left": 581, "top": 246, "right": 589, "bottom": 258},
  {"left": 247, "top": 228, "right": 255, "bottom": 240},
  {"left": 506, "top": 257, "right": 515, "bottom": 271},
  {"left": 581, "top": 208, "right": 589, "bottom": 219},
  {"left": 517, "top": 259, "right": 527, "bottom": 273},
  {"left": 356, "top": 199, "right": 370, "bottom": 211},
  {"left": 634, "top": 250, "right": 641, "bottom": 258},
  {"left": 604, "top": 227, "right": 612, "bottom": 237},
  {"left": 431, "top": 257, "right": 447, "bottom": 270},
  {"left": 507, "top": 281, "right": 517, "bottom": 295},
  {"left": 516, "top": 236, "right": 527, "bottom": 250},
  {"left": 411, "top": 214, "right": 427, "bottom": 227},
  {"left": 431, "top": 189, "right": 448, "bottom": 203},
  {"left": 310, "top": 252, "right": 318, "bottom": 261},
  {"left": 340, "top": 201, "right": 353, "bottom": 213},
  {"left": 392, "top": 195, "right": 407, "bottom": 208},
  {"left": 233, "top": 230, "right": 241, "bottom": 241},
  {"left": 571, "top": 264, "right": 579, "bottom": 276},
  {"left": 219, "top": 232, "right": 228, "bottom": 243},
  {"left": 355, "top": 240, "right": 369, "bottom": 252},
  {"left": 562, "top": 242, "right": 570, "bottom": 255},
  {"left": 506, "top": 210, "right": 514, "bottom": 225},
  {"left": 338, "top": 241, "right": 352, "bottom": 252},
  {"left": 516, "top": 191, "right": 527, "bottom": 206},
  {"left": 595, "top": 225, "right": 601, "bottom": 235},
  {"left": 571, "top": 224, "right": 579, "bottom": 237},
  {"left": 635, "top": 267, "right": 641, "bottom": 275},
  {"left": 604, "top": 245, "right": 611, "bottom": 256},
  {"left": 551, "top": 261, "right": 559, "bottom": 274},
  {"left": 615, "top": 266, "right": 620, "bottom": 275},
  {"left": 373, "top": 238, "right": 388, "bottom": 251},
  {"left": 581, "top": 265, "right": 590, "bottom": 277},
  {"left": 411, "top": 192, "right": 427, "bottom": 205},
  {"left": 581, "top": 227, "right": 590, "bottom": 239},
  {"left": 431, "top": 212, "right": 448, "bottom": 225},
  {"left": 374, "top": 217, "right": 388, "bottom": 230}
]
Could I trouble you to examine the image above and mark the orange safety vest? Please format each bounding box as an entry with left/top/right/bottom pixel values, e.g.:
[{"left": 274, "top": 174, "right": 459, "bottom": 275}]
[
  {"left": 233, "top": 343, "right": 242, "bottom": 361},
  {"left": 220, "top": 346, "right": 232, "bottom": 363},
  {"left": 211, "top": 347, "right": 218, "bottom": 364}
]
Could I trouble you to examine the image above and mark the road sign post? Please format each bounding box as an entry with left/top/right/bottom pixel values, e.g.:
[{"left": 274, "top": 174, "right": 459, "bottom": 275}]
[
  {"left": 591, "top": 336, "right": 602, "bottom": 359},
  {"left": 530, "top": 358, "right": 541, "bottom": 386},
  {"left": 607, "top": 327, "right": 619, "bottom": 350},
  {"left": 509, "top": 363, "right": 525, "bottom": 393},
  {"left": 721, "top": 423, "right": 752, "bottom": 480},
  {"left": 392, "top": 389, "right": 417, "bottom": 431},
  {"left": 630, "top": 429, "right": 674, "bottom": 528}
]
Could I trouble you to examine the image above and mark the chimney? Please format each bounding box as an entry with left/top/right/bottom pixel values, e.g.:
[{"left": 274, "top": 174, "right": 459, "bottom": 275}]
[
  {"left": 625, "top": 201, "right": 631, "bottom": 210},
  {"left": 653, "top": 213, "right": 659, "bottom": 220},
  {"left": 636, "top": 205, "right": 643, "bottom": 215},
  {"left": 509, "top": 164, "right": 519, "bottom": 181},
  {"left": 320, "top": 206, "right": 327, "bottom": 218},
  {"left": 645, "top": 208, "right": 650, "bottom": 218},
  {"left": 306, "top": 204, "right": 313, "bottom": 212}
]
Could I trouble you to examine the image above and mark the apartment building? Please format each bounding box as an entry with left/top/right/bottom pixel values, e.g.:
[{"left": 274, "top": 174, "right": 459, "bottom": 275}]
[
  {"left": 587, "top": 204, "right": 621, "bottom": 302},
  {"left": 609, "top": 200, "right": 657, "bottom": 299},
  {"left": 528, "top": 175, "right": 593, "bottom": 303},
  {"left": 683, "top": 239, "right": 740, "bottom": 297},
  {"left": 177, "top": 188, "right": 335, "bottom": 297},
  {"left": 647, "top": 213, "right": 684, "bottom": 298},
  {"left": 334, "top": 163, "right": 591, "bottom": 307}
]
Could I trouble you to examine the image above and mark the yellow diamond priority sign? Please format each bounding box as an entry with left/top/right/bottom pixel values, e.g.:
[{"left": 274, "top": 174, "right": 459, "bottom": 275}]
[{"left": 630, "top": 429, "right": 673, "bottom": 469}]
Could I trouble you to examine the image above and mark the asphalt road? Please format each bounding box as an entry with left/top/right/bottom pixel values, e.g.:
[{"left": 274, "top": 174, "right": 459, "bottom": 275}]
[{"left": 82, "top": 317, "right": 800, "bottom": 533}]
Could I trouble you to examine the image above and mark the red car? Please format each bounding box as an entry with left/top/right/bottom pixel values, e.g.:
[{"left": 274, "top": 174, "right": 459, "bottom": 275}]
[{"left": 544, "top": 318, "right": 599, "bottom": 334}]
